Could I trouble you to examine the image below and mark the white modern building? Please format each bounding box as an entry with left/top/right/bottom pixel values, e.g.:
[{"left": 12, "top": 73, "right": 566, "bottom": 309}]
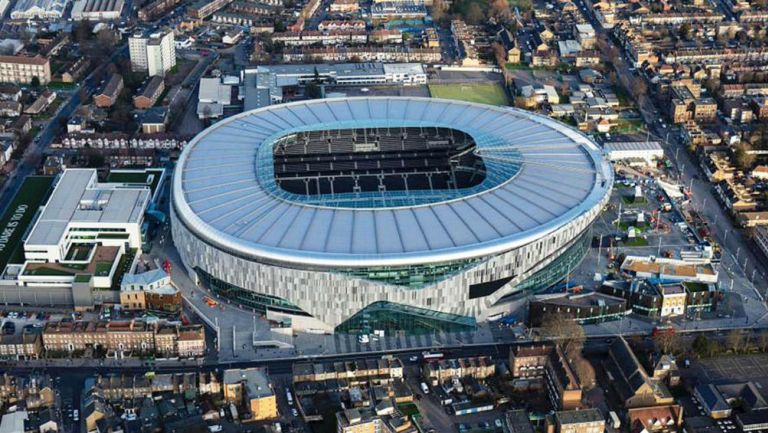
[
  {"left": 197, "top": 76, "right": 232, "bottom": 119},
  {"left": 172, "top": 97, "right": 613, "bottom": 334},
  {"left": 129, "top": 29, "right": 176, "bottom": 76},
  {"left": 24, "top": 169, "right": 149, "bottom": 264},
  {"left": 71, "top": 0, "right": 125, "bottom": 20},
  {"left": 10, "top": 0, "right": 70, "bottom": 18},
  {"left": 242, "top": 63, "right": 427, "bottom": 110},
  {"left": 604, "top": 141, "right": 664, "bottom": 165}
]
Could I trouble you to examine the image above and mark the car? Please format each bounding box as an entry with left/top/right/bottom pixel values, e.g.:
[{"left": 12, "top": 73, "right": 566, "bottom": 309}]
[
  {"left": 408, "top": 356, "right": 418, "bottom": 362},
  {"left": 291, "top": 408, "right": 299, "bottom": 417},
  {"left": 208, "top": 426, "right": 222, "bottom": 432},
  {"left": 73, "top": 410, "right": 79, "bottom": 421}
]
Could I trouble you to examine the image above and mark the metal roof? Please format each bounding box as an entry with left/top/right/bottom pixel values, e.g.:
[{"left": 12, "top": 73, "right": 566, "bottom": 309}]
[
  {"left": 173, "top": 97, "right": 612, "bottom": 267},
  {"left": 26, "top": 169, "right": 150, "bottom": 246}
]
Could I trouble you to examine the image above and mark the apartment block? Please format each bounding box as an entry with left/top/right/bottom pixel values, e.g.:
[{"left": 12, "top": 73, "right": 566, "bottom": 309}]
[
  {"left": 129, "top": 29, "right": 176, "bottom": 76},
  {"left": 223, "top": 368, "right": 277, "bottom": 421},
  {"left": 0, "top": 55, "right": 51, "bottom": 85}
]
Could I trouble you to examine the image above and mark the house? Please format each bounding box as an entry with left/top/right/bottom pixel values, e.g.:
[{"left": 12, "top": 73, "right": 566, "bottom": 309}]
[
  {"left": 652, "top": 355, "right": 680, "bottom": 387},
  {"left": 509, "top": 344, "right": 582, "bottom": 410},
  {"left": 24, "top": 90, "right": 56, "bottom": 115},
  {"left": 0, "top": 101, "right": 21, "bottom": 117},
  {"left": 605, "top": 337, "right": 674, "bottom": 408},
  {"left": 222, "top": 368, "right": 277, "bottom": 421},
  {"left": 139, "top": 107, "right": 168, "bottom": 134},
  {"left": 133, "top": 76, "right": 164, "bottom": 109},
  {"left": 627, "top": 405, "right": 684, "bottom": 433},
  {"left": 555, "top": 409, "right": 605, "bottom": 433},
  {"left": 0, "top": 138, "right": 14, "bottom": 166},
  {"left": 694, "top": 384, "right": 731, "bottom": 419},
  {"left": 93, "top": 74, "right": 123, "bottom": 108}
]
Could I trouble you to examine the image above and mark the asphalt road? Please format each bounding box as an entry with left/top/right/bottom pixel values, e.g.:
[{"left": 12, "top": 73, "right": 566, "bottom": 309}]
[
  {"left": 575, "top": 0, "right": 768, "bottom": 295},
  {"left": 0, "top": 46, "right": 126, "bottom": 219}
]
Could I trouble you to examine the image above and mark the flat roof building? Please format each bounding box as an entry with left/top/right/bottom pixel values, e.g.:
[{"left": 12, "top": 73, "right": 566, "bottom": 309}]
[
  {"left": 23, "top": 169, "right": 149, "bottom": 273},
  {"left": 71, "top": 0, "right": 125, "bottom": 20},
  {"left": 222, "top": 368, "right": 277, "bottom": 421}
]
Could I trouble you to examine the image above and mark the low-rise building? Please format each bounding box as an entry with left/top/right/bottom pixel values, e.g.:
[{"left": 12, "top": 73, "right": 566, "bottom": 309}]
[
  {"left": 0, "top": 55, "right": 51, "bottom": 85},
  {"left": 93, "top": 74, "right": 123, "bottom": 108},
  {"left": 0, "top": 331, "right": 43, "bottom": 360},
  {"left": 133, "top": 76, "right": 164, "bottom": 109},
  {"left": 555, "top": 409, "right": 605, "bottom": 433},
  {"left": 509, "top": 344, "right": 582, "bottom": 410},
  {"left": 605, "top": 337, "right": 674, "bottom": 408},
  {"left": 120, "top": 268, "right": 181, "bottom": 312},
  {"left": 627, "top": 404, "right": 683, "bottom": 433},
  {"left": 223, "top": 368, "right": 277, "bottom": 421},
  {"left": 694, "top": 384, "right": 732, "bottom": 419},
  {"left": 24, "top": 90, "right": 56, "bottom": 115},
  {"left": 528, "top": 291, "right": 627, "bottom": 326}
]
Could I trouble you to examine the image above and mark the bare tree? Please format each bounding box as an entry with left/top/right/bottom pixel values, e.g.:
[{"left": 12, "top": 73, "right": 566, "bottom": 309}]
[
  {"left": 466, "top": 3, "right": 484, "bottom": 25},
  {"left": 571, "top": 353, "right": 596, "bottom": 390},
  {"left": 539, "top": 316, "right": 586, "bottom": 357},
  {"left": 653, "top": 328, "right": 681, "bottom": 354},
  {"left": 431, "top": 0, "right": 445, "bottom": 23},
  {"left": 726, "top": 329, "right": 745, "bottom": 353},
  {"left": 758, "top": 331, "right": 768, "bottom": 352}
]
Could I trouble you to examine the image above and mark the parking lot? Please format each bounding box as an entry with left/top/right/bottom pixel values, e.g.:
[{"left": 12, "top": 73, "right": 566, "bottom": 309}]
[{"left": 692, "top": 354, "right": 768, "bottom": 387}]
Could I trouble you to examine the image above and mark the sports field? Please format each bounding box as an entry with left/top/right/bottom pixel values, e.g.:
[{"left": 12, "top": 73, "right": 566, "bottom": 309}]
[
  {"left": 0, "top": 176, "right": 54, "bottom": 272},
  {"left": 429, "top": 83, "right": 510, "bottom": 106},
  {"left": 107, "top": 168, "right": 164, "bottom": 195}
]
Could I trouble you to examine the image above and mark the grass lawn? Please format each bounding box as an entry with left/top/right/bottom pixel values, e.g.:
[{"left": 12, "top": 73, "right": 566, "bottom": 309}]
[
  {"left": 24, "top": 266, "right": 76, "bottom": 276},
  {"left": 0, "top": 176, "right": 54, "bottom": 271},
  {"left": 94, "top": 262, "right": 113, "bottom": 276},
  {"left": 47, "top": 82, "right": 78, "bottom": 91},
  {"left": 107, "top": 168, "right": 164, "bottom": 195},
  {"left": 397, "top": 403, "right": 420, "bottom": 417},
  {"left": 623, "top": 237, "right": 649, "bottom": 247},
  {"left": 429, "top": 83, "right": 509, "bottom": 106},
  {"left": 621, "top": 195, "right": 647, "bottom": 205}
]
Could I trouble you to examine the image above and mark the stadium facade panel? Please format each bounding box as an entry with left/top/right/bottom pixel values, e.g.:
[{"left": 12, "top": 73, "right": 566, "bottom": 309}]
[{"left": 172, "top": 97, "right": 612, "bottom": 332}]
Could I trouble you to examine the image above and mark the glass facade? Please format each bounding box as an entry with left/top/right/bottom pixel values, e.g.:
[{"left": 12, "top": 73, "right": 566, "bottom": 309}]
[
  {"left": 333, "top": 258, "right": 481, "bottom": 288},
  {"left": 194, "top": 267, "right": 310, "bottom": 316},
  {"left": 495, "top": 229, "right": 593, "bottom": 304},
  {"left": 335, "top": 301, "right": 477, "bottom": 335}
]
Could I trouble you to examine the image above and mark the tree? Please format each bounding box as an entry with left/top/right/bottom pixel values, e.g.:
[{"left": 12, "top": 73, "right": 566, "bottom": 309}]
[
  {"left": 758, "top": 331, "right": 768, "bottom": 352},
  {"left": 75, "top": 20, "right": 90, "bottom": 43},
  {"left": 466, "top": 2, "right": 484, "bottom": 25},
  {"left": 692, "top": 334, "right": 711, "bottom": 357},
  {"left": 30, "top": 76, "right": 40, "bottom": 89},
  {"left": 431, "top": 0, "right": 445, "bottom": 23},
  {"left": 489, "top": 0, "right": 512, "bottom": 23},
  {"left": 726, "top": 329, "right": 745, "bottom": 353},
  {"left": 538, "top": 315, "right": 586, "bottom": 357},
  {"left": 679, "top": 23, "right": 692, "bottom": 40},
  {"left": 653, "top": 328, "right": 681, "bottom": 354},
  {"left": 491, "top": 42, "right": 507, "bottom": 67},
  {"left": 630, "top": 78, "right": 648, "bottom": 101},
  {"left": 734, "top": 142, "right": 756, "bottom": 170},
  {"left": 571, "top": 353, "right": 596, "bottom": 390}
]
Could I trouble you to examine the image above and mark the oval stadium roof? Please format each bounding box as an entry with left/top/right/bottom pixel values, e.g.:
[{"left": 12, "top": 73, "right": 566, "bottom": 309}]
[{"left": 173, "top": 97, "right": 613, "bottom": 267}]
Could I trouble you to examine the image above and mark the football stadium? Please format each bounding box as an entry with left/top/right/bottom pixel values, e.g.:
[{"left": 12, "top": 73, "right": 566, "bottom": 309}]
[{"left": 171, "top": 97, "right": 613, "bottom": 334}]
